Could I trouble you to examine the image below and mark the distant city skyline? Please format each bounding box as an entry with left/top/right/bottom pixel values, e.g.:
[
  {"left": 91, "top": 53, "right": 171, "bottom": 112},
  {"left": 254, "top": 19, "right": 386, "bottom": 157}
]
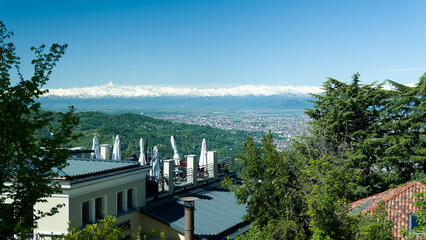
[{"left": 2, "top": 0, "right": 426, "bottom": 90}]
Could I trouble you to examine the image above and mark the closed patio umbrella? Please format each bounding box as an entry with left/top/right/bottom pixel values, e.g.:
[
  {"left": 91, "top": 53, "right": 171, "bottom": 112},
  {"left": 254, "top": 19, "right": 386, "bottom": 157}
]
[
  {"left": 150, "top": 146, "right": 160, "bottom": 180},
  {"left": 199, "top": 138, "right": 207, "bottom": 169},
  {"left": 91, "top": 135, "right": 101, "bottom": 159},
  {"left": 139, "top": 138, "right": 146, "bottom": 165},
  {"left": 171, "top": 135, "right": 180, "bottom": 166},
  {"left": 112, "top": 135, "right": 121, "bottom": 160}
]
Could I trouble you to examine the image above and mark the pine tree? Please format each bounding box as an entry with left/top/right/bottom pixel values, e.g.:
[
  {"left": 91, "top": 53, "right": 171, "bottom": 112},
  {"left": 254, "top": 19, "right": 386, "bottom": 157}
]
[
  {"left": 222, "top": 133, "right": 308, "bottom": 231},
  {"left": 305, "top": 73, "right": 426, "bottom": 197},
  {"left": 370, "top": 74, "right": 426, "bottom": 187}
]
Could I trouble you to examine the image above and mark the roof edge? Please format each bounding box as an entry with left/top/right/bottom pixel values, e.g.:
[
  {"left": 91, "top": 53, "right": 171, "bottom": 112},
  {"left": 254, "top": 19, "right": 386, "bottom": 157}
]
[
  {"left": 369, "top": 181, "right": 426, "bottom": 212},
  {"left": 351, "top": 181, "right": 426, "bottom": 214}
]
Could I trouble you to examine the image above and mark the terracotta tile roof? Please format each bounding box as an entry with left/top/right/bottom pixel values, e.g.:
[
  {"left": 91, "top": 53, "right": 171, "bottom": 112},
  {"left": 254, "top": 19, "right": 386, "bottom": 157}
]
[
  {"left": 351, "top": 181, "right": 426, "bottom": 214},
  {"left": 350, "top": 181, "right": 426, "bottom": 239}
]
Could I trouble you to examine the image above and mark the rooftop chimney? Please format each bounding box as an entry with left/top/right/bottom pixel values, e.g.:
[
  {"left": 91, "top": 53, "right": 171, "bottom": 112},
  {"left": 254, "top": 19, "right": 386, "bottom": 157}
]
[
  {"left": 181, "top": 196, "right": 198, "bottom": 240},
  {"left": 99, "top": 144, "right": 111, "bottom": 160}
]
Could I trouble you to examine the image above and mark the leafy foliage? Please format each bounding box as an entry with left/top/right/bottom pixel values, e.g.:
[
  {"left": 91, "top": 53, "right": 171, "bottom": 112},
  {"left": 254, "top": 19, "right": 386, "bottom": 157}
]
[
  {"left": 304, "top": 156, "right": 356, "bottom": 239},
  {"left": 222, "top": 133, "right": 307, "bottom": 228},
  {"left": 305, "top": 73, "right": 426, "bottom": 198},
  {"left": 226, "top": 132, "right": 394, "bottom": 239},
  {"left": 64, "top": 216, "right": 127, "bottom": 240},
  {"left": 234, "top": 219, "right": 306, "bottom": 240},
  {"left": 62, "top": 216, "right": 167, "bottom": 240},
  {"left": 228, "top": 72, "right": 426, "bottom": 239},
  {"left": 401, "top": 191, "right": 426, "bottom": 239},
  {"left": 353, "top": 202, "right": 394, "bottom": 240},
  {"left": 0, "top": 22, "right": 79, "bottom": 238}
]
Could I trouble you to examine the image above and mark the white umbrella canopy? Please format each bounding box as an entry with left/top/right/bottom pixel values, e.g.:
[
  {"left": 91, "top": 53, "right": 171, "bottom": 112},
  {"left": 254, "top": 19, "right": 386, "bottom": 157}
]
[
  {"left": 150, "top": 146, "right": 160, "bottom": 179},
  {"left": 199, "top": 138, "right": 207, "bottom": 168},
  {"left": 138, "top": 138, "right": 146, "bottom": 165},
  {"left": 91, "top": 135, "right": 101, "bottom": 159},
  {"left": 112, "top": 135, "right": 121, "bottom": 160},
  {"left": 170, "top": 135, "right": 180, "bottom": 166}
]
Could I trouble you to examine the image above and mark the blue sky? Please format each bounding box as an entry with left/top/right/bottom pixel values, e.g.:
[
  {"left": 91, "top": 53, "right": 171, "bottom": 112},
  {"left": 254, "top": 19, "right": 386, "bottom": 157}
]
[{"left": 2, "top": 0, "right": 426, "bottom": 89}]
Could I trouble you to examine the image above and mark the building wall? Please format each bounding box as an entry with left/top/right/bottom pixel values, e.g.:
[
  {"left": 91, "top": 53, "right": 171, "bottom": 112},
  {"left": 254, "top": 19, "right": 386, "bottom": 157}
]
[
  {"left": 139, "top": 214, "right": 185, "bottom": 240},
  {"left": 68, "top": 169, "right": 148, "bottom": 228},
  {"left": 34, "top": 167, "right": 149, "bottom": 238},
  {"left": 384, "top": 183, "right": 426, "bottom": 239},
  {"left": 68, "top": 178, "right": 146, "bottom": 228},
  {"left": 34, "top": 196, "right": 69, "bottom": 235}
]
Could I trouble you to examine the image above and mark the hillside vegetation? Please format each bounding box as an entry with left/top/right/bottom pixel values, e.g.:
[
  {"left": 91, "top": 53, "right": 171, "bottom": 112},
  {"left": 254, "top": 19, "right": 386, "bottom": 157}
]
[{"left": 47, "top": 111, "right": 251, "bottom": 159}]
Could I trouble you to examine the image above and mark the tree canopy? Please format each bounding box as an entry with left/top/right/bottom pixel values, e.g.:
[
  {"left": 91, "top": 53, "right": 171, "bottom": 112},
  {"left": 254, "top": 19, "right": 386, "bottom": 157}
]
[
  {"left": 305, "top": 73, "right": 426, "bottom": 197},
  {"left": 225, "top": 73, "right": 426, "bottom": 239},
  {"left": 0, "top": 22, "right": 78, "bottom": 238},
  {"left": 63, "top": 216, "right": 167, "bottom": 240},
  {"left": 224, "top": 133, "right": 394, "bottom": 239}
]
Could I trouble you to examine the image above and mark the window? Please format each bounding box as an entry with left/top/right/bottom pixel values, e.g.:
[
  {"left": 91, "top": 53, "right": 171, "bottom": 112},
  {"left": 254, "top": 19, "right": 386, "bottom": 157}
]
[
  {"left": 117, "top": 191, "right": 123, "bottom": 213},
  {"left": 95, "top": 197, "right": 104, "bottom": 221},
  {"left": 81, "top": 196, "right": 106, "bottom": 226},
  {"left": 116, "top": 188, "right": 136, "bottom": 215},
  {"left": 127, "top": 189, "right": 133, "bottom": 209},
  {"left": 410, "top": 214, "right": 423, "bottom": 234},
  {"left": 82, "top": 201, "right": 90, "bottom": 225}
]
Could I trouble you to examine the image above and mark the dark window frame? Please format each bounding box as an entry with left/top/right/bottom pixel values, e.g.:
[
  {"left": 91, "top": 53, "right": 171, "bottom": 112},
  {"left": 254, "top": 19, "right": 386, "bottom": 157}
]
[
  {"left": 95, "top": 197, "right": 103, "bottom": 221},
  {"left": 117, "top": 191, "right": 123, "bottom": 213},
  {"left": 409, "top": 214, "right": 423, "bottom": 235},
  {"left": 82, "top": 201, "right": 90, "bottom": 225},
  {"left": 127, "top": 188, "right": 133, "bottom": 209}
]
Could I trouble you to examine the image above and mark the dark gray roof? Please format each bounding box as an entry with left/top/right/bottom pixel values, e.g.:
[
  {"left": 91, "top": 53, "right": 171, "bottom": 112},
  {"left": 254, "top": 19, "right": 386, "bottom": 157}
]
[
  {"left": 52, "top": 158, "right": 141, "bottom": 179},
  {"left": 141, "top": 183, "right": 249, "bottom": 239},
  {"left": 224, "top": 223, "right": 252, "bottom": 240}
]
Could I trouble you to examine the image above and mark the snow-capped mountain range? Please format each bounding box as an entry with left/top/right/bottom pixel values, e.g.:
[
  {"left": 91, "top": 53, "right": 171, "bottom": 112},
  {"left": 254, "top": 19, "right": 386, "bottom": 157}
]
[
  {"left": 39, "top": 82, "right": 417, "bottom": 112},
  {"left": 43, "top": 81, "right": 323, "bottom": 98}
]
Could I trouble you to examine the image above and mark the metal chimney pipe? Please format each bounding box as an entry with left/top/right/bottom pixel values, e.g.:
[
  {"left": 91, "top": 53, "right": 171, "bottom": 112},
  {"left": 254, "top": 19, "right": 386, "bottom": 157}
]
[
  {"left": 181, "top": 197, "right": 198, "bottom": 240},
  {"left": 184, "top": 206, "right": 194, "bottom": 240}
]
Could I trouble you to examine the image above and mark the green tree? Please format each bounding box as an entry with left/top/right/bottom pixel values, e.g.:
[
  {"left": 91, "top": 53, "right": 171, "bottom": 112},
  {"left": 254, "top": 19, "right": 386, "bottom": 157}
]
[
  {"left": 304, "top": 156, "right": 356, "bottom": 239},
  {"left": 234, "top": 220, "right": 306, "bottom": 240},
  {"left": 63, "top": 216, "right": 167, "bottom": 240},
  {"left": 354, "top": 202, "right": 394, "bottom": 240},
  {"left": 305, "top": 73, "right": 386, "bottom": 152},
  {"left": 305, "top": 73, "right": 426, "bottom": 198},
  {"left": 64, "top": 216, "right": 127, "bottom": 240},
  {"left": 226, "top": 73, "right": 423, "bottom": 239},
  {"left": 222, "top": 133, "right": 308, "bottom": 232},
  {"left": 371, "top": 76, "right": 426, "bottom": 186},
  {"left": 400, "top": 191, "right": 426, "bottom": 238},
  {"left": 305, "top": 74, "right": 388, "bottom": 197},
  {"left": 226, "top": 133, "right": 394, "bottom": 239},
  {"left": 0, "top": 22, "right": 79, "bottom": 238}
]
